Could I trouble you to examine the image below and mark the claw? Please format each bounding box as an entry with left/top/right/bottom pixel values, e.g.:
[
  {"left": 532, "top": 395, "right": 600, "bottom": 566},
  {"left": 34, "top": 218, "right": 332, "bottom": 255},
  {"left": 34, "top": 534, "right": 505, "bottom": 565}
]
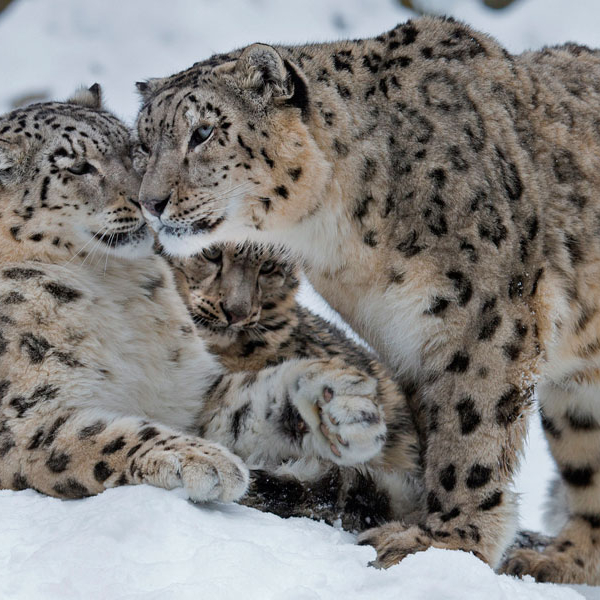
[
  {"left": 320, "top": 423, "right": 331, "bottom": 438},
  {"left": 323, "top": 386, "right": 334, "bottom": 402},
  {"left": 337, "top": 434, "right": 349, "bottom": 447},
  {"left": 508, "top": 561, "right": 525, "bottom": 577},
  {"left": 329, "top": 415, "right": 340, "bottom": 426},
  {"left": 536, "top": 568, "right": 552, "bottom": 583},
  {"left": 330, "top": 443, "right": 342, "bottom": 457}
]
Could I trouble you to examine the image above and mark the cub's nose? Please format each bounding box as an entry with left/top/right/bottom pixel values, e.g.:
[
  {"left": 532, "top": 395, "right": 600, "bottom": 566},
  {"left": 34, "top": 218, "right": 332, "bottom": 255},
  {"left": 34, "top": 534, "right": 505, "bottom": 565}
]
[
  {"left": 140, "top": 194, "right": 170, "bottom": 217},
  {"left": 221, "top": 302, "right": 249, "bottom": 325}
]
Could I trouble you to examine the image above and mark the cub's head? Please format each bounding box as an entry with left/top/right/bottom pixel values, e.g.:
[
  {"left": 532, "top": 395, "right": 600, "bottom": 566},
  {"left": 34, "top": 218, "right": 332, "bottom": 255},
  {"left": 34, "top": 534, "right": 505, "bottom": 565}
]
[
  {"left": 0, "top": 86, "right": 151, "bottom": 261},
  {"left": 135, "top": 44, "right": 331, "bottom": 256},
  {"left": 167, "top": 243, "right": 298, "bottom": 337}
]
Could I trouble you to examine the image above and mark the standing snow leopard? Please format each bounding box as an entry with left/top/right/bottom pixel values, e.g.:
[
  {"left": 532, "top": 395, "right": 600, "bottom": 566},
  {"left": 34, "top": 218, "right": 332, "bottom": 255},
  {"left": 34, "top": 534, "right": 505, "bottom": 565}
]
[
  {"left": 134, "top": 16, "right": 600, "bottom": 584},
  {"left": 167, "top": 242, "right": 422, "bottom": 530},
  {"left": 0, "top": 89, "right": 391, "bottom": 504}
]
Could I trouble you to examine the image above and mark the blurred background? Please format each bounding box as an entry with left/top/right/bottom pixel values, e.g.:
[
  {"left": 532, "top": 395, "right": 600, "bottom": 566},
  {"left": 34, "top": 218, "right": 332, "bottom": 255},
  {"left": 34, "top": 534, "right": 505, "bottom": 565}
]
[
  {"left": 1, "top": 0, "right": 599, "bottom": 121},
  {"left": 1, "top": 0, "right": 598, "bottom": 534}
]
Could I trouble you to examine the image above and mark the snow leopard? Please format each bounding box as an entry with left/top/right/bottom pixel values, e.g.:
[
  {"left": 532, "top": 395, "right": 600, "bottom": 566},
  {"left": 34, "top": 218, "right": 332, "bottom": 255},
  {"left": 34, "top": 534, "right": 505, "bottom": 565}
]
[
  {"left": 134, "top": 16, "right": 600, "bottom": 584},
  {"left": 168, "top": 242, "right": 422, "bottom": 530},
  {"left": 0, "top": 89, "right": 390, "bottom": 505}
]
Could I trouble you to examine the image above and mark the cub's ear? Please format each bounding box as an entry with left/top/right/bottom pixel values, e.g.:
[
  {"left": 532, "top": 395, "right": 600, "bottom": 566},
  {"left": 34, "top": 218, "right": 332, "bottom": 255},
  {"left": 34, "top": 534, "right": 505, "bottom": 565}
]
[
  {"left": 68, "top": 83, "right": 103, "bottom": 109},
  {"left": 136, "top": 77, "right": 169, "bottom": 102},
  {"left": 0, "top": 138, "right": 26, "bottom": 184},
  {"left": 217, "top": 44, "right": 309, "bottom": 118}
]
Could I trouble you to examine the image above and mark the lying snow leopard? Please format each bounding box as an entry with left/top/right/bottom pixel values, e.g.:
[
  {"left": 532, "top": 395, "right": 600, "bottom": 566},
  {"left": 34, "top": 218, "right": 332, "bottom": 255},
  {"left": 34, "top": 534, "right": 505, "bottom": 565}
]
[
  {"left": 167, "top": 242, "right": 421, "bottom": 530},
  {"left": 134, "top": 16, "right": 600, "bottom": 583},
  {"left": 0, "top": 89, "right": 389, "bottom": 503}
]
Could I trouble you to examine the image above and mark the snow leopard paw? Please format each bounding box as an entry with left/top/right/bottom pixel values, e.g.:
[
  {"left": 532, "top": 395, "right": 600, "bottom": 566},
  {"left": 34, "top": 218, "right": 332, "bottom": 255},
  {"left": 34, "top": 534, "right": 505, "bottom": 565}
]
[
  {"left": 134, "top": 437, "right": 249, "bottom": 502},
  {"left": 293, "top": 359, "right": 386, "bottom": 465}
]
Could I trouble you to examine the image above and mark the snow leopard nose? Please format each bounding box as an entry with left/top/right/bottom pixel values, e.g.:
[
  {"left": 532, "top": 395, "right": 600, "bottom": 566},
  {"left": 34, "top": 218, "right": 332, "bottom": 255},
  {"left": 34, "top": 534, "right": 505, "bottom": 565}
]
[
  {"left": 141, "top": 193, "right": 170, "bottom": 217},
  {"left": 221, "top": 302, "right": 249, "bottom": 325}
]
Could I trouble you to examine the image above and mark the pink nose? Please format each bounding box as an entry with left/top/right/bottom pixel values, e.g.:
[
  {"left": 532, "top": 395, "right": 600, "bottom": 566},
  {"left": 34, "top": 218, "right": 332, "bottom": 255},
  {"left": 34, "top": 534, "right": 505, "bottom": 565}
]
[
  {"left": 221, "top": 304, "right": 248, "bottom": 325},
  {"left": 140, "top": 195, "right": 170, "bottom": 217}
]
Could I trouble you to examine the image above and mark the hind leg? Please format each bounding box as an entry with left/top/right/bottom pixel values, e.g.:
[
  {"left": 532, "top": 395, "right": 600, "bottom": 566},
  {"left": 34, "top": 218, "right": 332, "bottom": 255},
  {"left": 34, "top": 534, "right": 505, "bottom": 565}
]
[{"left": 501, "top": 380, "right": 600, "bottom": 583}]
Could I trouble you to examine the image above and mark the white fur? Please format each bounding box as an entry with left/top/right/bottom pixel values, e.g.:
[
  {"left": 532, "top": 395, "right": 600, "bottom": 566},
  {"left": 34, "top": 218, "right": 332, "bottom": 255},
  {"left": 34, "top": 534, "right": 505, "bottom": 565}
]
[
  {"left": 538, "top": 380, "right": 600, "bottom": 423},
  {"left": 18, "top": 254, "right": 225, "bottom": 432}
]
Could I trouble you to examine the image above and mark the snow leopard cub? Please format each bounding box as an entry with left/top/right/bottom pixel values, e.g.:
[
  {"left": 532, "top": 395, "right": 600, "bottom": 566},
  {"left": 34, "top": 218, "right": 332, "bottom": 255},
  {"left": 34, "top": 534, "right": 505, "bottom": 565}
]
[
  {"left": 0, "top": 89, "right": 388, "bottom": 503},
  {"left": 168, "top": 242, "right": 422, "bottom": 530}
]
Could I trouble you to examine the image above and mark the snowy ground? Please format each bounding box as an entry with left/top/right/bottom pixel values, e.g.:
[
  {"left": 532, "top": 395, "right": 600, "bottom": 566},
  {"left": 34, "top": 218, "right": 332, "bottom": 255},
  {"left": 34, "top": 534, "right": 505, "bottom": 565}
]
[
  {"left": 1, "top": 0, "right": 599, "bottom": 598},
  {"left": 0, "top": 486, "right": 588, "bottom": 600}
]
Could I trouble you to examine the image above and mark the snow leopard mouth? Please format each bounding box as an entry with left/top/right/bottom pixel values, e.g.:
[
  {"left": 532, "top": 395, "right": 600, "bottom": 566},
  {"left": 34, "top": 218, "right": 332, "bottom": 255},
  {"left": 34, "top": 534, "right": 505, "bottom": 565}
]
[
  {"left": 161, "top": 216, "right": 225, "bottom": 237},
  {"left": 93, "top": 223, "right": 149, "bottom": 247},
  {"left": 191, "top": 313, "right": 260, "bottom": 335}
]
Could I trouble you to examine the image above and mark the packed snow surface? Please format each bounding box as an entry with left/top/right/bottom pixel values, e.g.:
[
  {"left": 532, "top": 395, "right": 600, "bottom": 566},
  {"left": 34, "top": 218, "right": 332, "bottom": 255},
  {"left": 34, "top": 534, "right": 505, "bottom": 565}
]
[
  {"left": 0, "top": 0, "right": 599, "bottom": 598},
  {"left": 0, "top": 486, "right": 587, "bottom": 600}
]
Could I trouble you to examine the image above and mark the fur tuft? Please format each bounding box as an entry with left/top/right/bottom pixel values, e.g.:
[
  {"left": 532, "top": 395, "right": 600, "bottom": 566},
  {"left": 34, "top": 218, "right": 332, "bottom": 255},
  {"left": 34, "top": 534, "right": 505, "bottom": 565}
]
[
  {"left": 68, "top": 84, "right": 103, "bottom": 109},
  {"left": 135, "top": 78, "right": 169, "bottom": 103}
]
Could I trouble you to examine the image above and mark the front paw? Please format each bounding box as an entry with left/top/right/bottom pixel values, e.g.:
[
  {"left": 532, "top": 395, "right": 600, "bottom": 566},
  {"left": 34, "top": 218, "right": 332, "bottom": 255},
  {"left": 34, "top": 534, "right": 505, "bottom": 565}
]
[
  {"left": 500, "top": 545, "right": 589, "bottom": 584},
  {"left": 359, "top": 518, "right": 493, "bottom": 569},
  {"left": 294, "top": 360, "right": 386, "bottom": 465},
  {"left": 138, "top": 439, "right": 249, "bottom": 502},
  {"left": 500, "top": 520, "right": 600, "bottom": 584},
  {"left": 358, "top": 523, "right": 433, "bottom": 568}
]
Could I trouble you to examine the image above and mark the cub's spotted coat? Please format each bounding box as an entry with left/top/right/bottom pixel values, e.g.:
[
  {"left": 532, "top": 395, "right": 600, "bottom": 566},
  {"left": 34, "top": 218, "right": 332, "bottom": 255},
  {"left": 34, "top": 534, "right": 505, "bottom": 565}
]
[
  {"left": 168, "top": 242, "right": 421, "bottom": 529},
  {"left": 135, "top": 16, "right": 600, "bottom": 583},
  {"left": 0, "top": 91, "right": 389, "bottom": 504}
]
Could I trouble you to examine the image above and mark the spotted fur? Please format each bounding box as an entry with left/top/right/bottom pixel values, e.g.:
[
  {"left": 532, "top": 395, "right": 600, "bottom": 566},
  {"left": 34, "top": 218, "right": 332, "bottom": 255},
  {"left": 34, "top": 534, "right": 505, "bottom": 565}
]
[
  {"left": 136, "top": 17, "right": 600, "bottom": 583},
  {"left": 169, "top": 242, "right": 422, "bottom": 526},
  {"left": 0, "top": 93, "right": 389, "bottom": 505}
]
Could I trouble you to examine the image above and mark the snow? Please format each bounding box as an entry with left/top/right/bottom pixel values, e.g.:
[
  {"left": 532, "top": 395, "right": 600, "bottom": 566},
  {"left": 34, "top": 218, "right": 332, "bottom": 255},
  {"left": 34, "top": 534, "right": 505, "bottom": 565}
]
[
  {"left": 0, "top": 486, "right": 586, "bottom": 600},
  {"left": 0, "top": 0, "right": 599, "bottom": 598}
]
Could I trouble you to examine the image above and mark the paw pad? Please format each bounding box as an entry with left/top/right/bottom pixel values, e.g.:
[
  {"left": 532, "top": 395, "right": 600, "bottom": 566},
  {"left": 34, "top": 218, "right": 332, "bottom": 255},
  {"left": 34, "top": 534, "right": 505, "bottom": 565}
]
[{"left": 323, "top": 386, "right": 334, "bottom": 402}]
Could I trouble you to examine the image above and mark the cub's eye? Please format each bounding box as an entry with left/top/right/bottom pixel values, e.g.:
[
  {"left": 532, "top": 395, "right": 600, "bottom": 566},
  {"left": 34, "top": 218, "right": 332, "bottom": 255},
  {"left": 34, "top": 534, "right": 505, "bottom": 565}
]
[
  {"left": 189, "top": 124, "right": 214, "bottom": 149},
  {"left": 201, "top": 246, "right": 222, "bottom": 262},
  {"left": 259, "top": 260, "right": 276, "bottom": 275},
  {"left": 67, "top": 162, "right": 96, "bottom": 176}
]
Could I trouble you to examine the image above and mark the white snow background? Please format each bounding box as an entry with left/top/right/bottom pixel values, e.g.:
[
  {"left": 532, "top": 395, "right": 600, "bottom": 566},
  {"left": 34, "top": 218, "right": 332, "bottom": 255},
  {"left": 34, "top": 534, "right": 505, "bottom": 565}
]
[{"left": 0, "top": 0, "right": 598, "bottom": 598}]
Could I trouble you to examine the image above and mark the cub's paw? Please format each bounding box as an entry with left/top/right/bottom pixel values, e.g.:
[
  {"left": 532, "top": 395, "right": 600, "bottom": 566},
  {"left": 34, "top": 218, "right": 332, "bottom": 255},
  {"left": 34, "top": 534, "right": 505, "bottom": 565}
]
[
  {"left": 293, "top": 359, "right": 386, "bottom": 465},
  {"left": 358, "top": 523, "right": 433, "bottom": 568},
  {"left": 137, "top": 439, "right": 249, "bottom": 502}
]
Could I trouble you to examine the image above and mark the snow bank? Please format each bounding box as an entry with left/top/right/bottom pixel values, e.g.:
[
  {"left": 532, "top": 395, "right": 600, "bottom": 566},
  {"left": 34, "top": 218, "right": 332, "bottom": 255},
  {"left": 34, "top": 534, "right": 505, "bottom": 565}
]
[{"left": 0, "top": 486, "right": 584, "bottom": 600}]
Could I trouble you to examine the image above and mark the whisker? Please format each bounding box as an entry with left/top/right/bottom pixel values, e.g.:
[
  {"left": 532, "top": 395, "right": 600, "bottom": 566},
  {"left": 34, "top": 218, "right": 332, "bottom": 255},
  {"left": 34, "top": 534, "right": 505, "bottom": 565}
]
[
  {"left": 81, "top": 229, "right": 108, "bottom": 268},
  {"left": 103, "top": 232, "right": 115, "bottom": 276},
  {"left": 63, "top": 225, "right": 108, "bottom": 267}
]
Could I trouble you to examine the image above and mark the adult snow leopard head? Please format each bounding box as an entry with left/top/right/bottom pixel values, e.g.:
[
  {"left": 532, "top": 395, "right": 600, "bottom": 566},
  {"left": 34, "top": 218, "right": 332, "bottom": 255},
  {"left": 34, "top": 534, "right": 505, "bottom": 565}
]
[
  {"left": 0, "top": 85, "right": 151, "bottom": 261},
  {"left": 134, "top": 43, "right": 332, "bottom": 256}
]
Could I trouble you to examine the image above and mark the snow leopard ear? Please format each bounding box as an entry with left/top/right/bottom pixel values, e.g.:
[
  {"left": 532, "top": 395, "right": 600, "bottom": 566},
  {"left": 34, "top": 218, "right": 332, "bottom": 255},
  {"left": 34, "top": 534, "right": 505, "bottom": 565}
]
[
  {"left": 229, "top": 44, "right": 289, "bottom": 96},
  {"left": 68, "top": 83, "right": 103, "bottom": 109},
  {"left": 136, "top": 78, "right": 169, "bottom": 102},
  {"left": 0, "top": 138, "right": 26, "bottom": 185},
  {"left": 218, "top": 44, "right": 309, "bottom": 119}
]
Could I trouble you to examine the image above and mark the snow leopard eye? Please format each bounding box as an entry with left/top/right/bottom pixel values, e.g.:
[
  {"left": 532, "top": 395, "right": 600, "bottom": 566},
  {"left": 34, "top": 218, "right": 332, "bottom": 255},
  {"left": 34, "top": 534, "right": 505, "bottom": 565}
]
[
  {"left": 189, "top": 124, "right": 214, "bottom": 150},
  {"left": 201, "top": 246, "right": 222, "bottom": 262},
  {"left": 259, "top": 260, "right": 276, "bottom": 275},
  {"left": 67, "top": 162, "right": 97, "bottom": 176}
]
